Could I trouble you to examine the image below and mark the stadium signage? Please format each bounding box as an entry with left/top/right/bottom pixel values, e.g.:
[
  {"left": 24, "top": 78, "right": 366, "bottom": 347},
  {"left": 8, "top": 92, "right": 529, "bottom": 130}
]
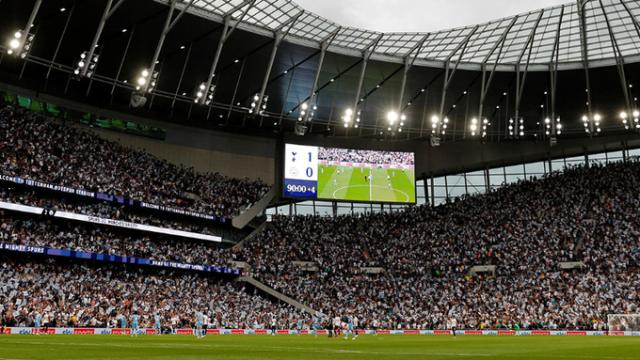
[
  {"left": 0, "top": 174, "right": 227, "bottom": 224},
  {"left": 0, "top": 242, "right": 240, "bottom": 275},
  {"left": 0, "top": 328, "right": 633, "bottom": 336},
  {"left": 0, "top": 201, "right": 222, "bottom": 242}
]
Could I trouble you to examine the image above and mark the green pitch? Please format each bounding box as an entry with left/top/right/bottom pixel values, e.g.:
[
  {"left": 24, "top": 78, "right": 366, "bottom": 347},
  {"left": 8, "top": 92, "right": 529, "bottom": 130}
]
[
  {"left": 318, "top": 165, "right": 416, "bottom": 203},
  {"left": 1, "top": 335, "right": 639, "bottom": 360}
]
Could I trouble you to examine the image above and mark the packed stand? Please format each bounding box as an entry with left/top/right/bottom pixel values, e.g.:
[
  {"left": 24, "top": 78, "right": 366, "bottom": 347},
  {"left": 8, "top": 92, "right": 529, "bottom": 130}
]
[
  {"left": 0, "top": 212, "right": 232, "bottom": 268},
  {"left": 0, "top": 105, "right": 270, "bottom": 218},
  {"left": 0, "top": 257, "right": 309, "bottom": 330},
  {"left": 238, "top": 161, "right": 640, "bottom": 330},
  {"left": 318, "top": 147, "right": 414, "bottom": 166},
  {"left": 0, "top": 185, "right": 249, "bottom": 241}
]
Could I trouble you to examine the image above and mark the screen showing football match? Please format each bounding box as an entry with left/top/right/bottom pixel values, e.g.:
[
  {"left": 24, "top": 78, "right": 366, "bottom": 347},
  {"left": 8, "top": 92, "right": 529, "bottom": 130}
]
[{"left": 283, "top": 144, "right": 416, "bottom": 203}]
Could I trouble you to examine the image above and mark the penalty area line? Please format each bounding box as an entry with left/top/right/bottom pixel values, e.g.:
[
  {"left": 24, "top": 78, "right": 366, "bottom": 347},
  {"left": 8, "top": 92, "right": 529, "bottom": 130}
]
[{"left": 331, "top": 184, "right": 410, "bottom": 202}]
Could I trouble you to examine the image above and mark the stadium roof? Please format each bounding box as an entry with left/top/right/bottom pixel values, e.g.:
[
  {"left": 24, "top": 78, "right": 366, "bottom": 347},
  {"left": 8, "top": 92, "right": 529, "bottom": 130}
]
[
  {"left": 1, "top": 0, "right": 640, "bottom": 143},
  {"left": 167, "top": 0, "right": 640, "bottom": 71}
]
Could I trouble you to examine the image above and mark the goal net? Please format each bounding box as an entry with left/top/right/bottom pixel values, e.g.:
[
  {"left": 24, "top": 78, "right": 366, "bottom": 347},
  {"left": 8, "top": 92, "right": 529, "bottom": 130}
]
[{"left": 608, "top": 314, "right": 640, "bottom": 331}]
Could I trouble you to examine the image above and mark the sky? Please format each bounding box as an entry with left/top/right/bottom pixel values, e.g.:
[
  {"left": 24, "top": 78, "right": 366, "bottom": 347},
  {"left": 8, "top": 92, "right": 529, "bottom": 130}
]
[{"left": 294, "top": 0, "right": 568, "bottom": 33}]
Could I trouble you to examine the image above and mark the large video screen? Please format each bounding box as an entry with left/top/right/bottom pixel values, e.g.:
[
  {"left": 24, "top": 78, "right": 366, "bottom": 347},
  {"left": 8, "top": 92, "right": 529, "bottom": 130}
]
[{"left": 283, "top": 144, "right": 416, "bottom": 204}]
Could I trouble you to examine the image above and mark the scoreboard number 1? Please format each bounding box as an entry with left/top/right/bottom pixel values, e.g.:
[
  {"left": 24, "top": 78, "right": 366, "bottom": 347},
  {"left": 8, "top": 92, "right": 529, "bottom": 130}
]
[{"left": 283, "top": 144, "right": 319, "bottom": 199}]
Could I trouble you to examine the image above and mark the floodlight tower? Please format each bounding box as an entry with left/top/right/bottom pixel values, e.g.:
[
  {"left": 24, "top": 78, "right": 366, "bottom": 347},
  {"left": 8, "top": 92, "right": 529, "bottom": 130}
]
[
  {"left": 196, "top": 0, "right": 257, "bottom": 106},
  {"left": 75, "top": 0, "right": 128, "bottom": 78},
  {"left": 342, "top": 35, "right": 382, "bottom": 134},
  {"left": 5, "top": 0, "right": 42, "bottom": 59}
]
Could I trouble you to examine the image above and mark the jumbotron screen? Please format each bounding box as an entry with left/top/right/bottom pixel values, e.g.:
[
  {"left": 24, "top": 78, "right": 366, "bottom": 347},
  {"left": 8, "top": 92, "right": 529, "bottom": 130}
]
[{"left": 283, "top": 144, "right": 416, "bottom": 203}]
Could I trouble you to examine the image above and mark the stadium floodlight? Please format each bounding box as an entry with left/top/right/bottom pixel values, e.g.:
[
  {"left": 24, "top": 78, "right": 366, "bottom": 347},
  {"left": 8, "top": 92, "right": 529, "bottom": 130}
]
[
  {"left": 73, "top": 51, "right": 99, "bottom": 79},
  {"left": 582, "top": 113, "right": 602, "bottom": 134},
  {"left": 430, "top": 115, "right": 439, "bottom": 134},
  {"left": 249, "top": 94, "right": 268, "bottom": 115},
  {"left": 299, "top": 102, "right": 308, "bottom": 121},
  {"left": 544, "top": 117, "right": 552, "bottom": 136},
  {"left": 135, "top": 68, "right": 158, "bottom": 93},
  {"left": 6, "top": 30, "right": 35, "bottom": 59},
  {"left": 385, "top": 111, "right": 406, "bottom": 134},
  {"left": 470, "top": 117, "right": 478, "bottom": 136},
  {"left": 194, "top": 82, "right": 216, "bottom": 106},
  {"left": 298, "top": 102, "right": 317, "bottom": 122},
  {"left": 481, "top": 118, "right": 490, "bottom": 138},
  {"left": 556, "top": 117, "right": 562, "bottom": 136},
  {"left": 342, "top": 108, "right": 360, "bottom": 128},
  {"left": 386, "top": 111, "right": 399, "bottom": 125},
  {"left": 342, "top": 108, "right": 353, "bottom": 126},
  {"left": 620, "top": 111, "right": 630, "bottom": 129},
  {"left": 632, "top": 110, "right": 640, "bottom": 129},
  {"left": 594, "top": 113, "right": 602, "bottom": 133},
  {"left": 430, "top": 115, "right": 446, "bottom": 136}
]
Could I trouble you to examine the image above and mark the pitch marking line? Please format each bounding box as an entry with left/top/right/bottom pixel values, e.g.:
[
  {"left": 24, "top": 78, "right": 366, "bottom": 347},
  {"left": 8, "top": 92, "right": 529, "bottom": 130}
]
[
  {"left": 332, "top": 184, "right": 410, "bottom": 202},
  {"left": 0, "top": 339, "right": 493, "bottom": 357}
]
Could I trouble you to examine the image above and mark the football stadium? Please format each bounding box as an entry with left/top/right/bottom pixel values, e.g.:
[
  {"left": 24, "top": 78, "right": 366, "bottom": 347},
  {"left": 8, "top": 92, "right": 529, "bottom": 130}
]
[{"left": 1, "top": 0, "right": 640, "bottom": 359}]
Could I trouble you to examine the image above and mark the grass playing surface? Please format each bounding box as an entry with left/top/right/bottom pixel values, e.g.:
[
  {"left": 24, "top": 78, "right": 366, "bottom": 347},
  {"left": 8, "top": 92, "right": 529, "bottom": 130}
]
[
  {"left": 1, "top": 335, "right": 639, "bottom": 360},
  {"left": 317, "top": 165, "right": 416, "bottom": 203}
]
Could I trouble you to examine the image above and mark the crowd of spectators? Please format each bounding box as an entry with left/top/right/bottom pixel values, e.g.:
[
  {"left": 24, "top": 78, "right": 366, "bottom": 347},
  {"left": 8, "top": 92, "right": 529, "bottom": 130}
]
[
  {"left": 238, "top": 161, "right": 640, "bottom": 329},
  {"left": 0, "top": 185, "right": 248, "bottom": 241},
  {"left": 2, "top": 100, "right": 640, "bottom": 331},
  {"left": 0, "top": 212, "right": 232, "bottom": 268},
  {"left": 0, "top": 257, "right": 308, "bottom": 329},
  {"left": 0, "top": 105, "right": 270, "bottom": 218},
  {"left": 318, "top": 147, "right": 414, "bottom": 166}
]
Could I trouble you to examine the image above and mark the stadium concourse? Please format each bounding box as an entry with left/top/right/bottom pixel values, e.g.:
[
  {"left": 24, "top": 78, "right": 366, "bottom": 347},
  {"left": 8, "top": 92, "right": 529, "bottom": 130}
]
[{"left": 0, "top": 104, "right": 639, "bottom": 336}]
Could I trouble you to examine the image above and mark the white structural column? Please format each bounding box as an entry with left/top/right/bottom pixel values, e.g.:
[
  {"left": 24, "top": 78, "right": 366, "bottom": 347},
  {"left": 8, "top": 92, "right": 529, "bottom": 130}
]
[
  {"left": 477, "top": 17, "right": 519, "bottom": 124},
  {"left": 512, "top": 10, "right": 544, "bottom": 134},
  {"left": 577, "top": 0, "right": 594, "bottom": 135},
  {"left": 81, "top": 0, "right": 126, "bottom": 77},
  {"left": 254, "top": 12, "right": 304, "bottom": 119},
  {"left": 303, "top": 28, "right": 341, "bottom": 122},
  {"left": 549, "top": 6, "right": 565, "bottom": 140},
  {"left": 599, "top": 0, "right": 632, "bottom": 117},
  {"left": 514, "top": 10, "right": 545, "bottom": 129},
  {"left": 141, "top": 0, "right": 195, "bottom": 93},
  {"left": 436, "top": 26, "right": 479, "bottom": 139},
  {"left": 198, "top": 0, "right": 256, "bottom": 105},
  {"left": 397, "top": 35, "right": 429, "bottom": 112},
  {"left": 352, "top": 35, "right": 383, "bottom": 116}
]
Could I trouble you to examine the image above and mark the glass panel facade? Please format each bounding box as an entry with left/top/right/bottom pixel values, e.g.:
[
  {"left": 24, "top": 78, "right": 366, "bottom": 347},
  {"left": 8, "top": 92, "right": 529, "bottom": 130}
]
[
  {"left": 607, "top": 151, "right": 623, "bottom": 163},
  {"left": 525, "top": 162, "right": 545, "bottom": 177},
  {"left": 589, "top": 152, "right": 607, "bottom": 165},
  {"left": 188, "top": 1, "right": 634, "bottom": 67},
  {"left": 465, "top": 171, "right": 486, "bottom": 195}
]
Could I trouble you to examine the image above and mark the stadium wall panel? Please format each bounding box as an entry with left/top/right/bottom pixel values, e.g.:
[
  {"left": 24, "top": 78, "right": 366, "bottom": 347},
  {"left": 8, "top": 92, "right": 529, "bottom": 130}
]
[{"left": 88, "top": 127, "right": 275, "bottom": 184}]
